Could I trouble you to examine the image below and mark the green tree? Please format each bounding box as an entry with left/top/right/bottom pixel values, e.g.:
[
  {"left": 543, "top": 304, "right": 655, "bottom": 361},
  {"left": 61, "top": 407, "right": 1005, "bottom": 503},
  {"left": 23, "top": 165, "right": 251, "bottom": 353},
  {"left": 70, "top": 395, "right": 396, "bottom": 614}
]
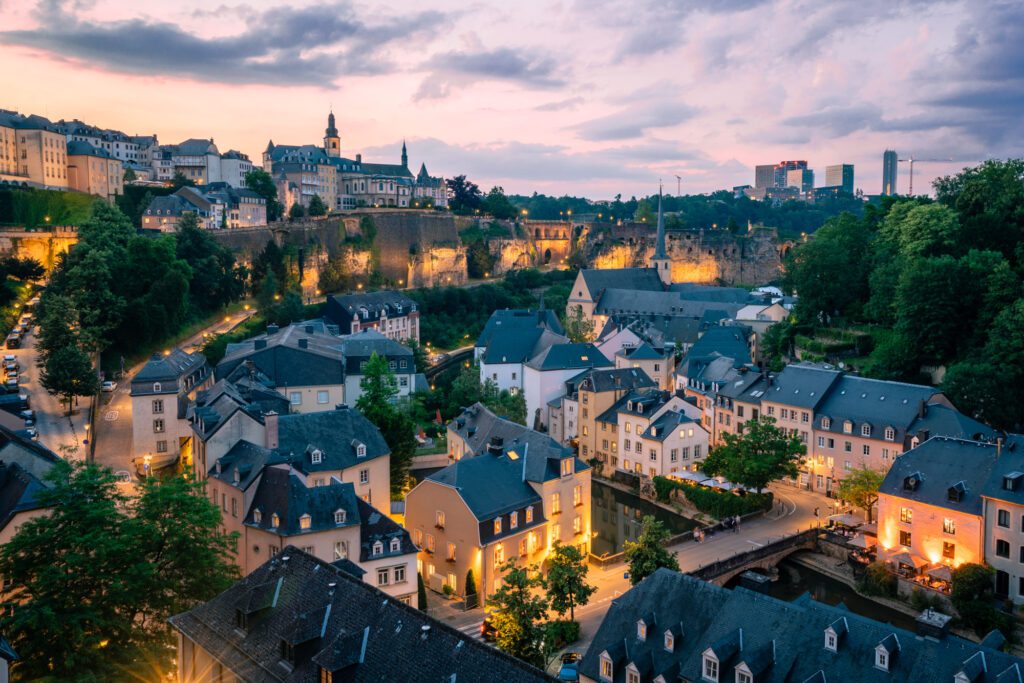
[
  {"left": 943, "top": 361, "right": 1017, "bottom": 431},
  {"left": 624, "top": 516, "right": 679, "bottom": 585},
  {"left": 446, "top": 175, "right": 483, "bottom": 214},
  {"left": 0, "top": 462, "right": 238, "bottom": 681},
  {"left": 483, "top": 186, "right": 517, "bottom": 220},
  {"left": 308, "top": 194, "right": 328, "bottom": 217},
  {"left": 835, "top": 466, "right": 884, "bottom": 523},
  {"left": 634, "top": 198, "right": 655, "bottom": 223},
  {"left": 564, "top": 305, "right": 595, "bottom": 342},
  {"left": 2, "top": 256, "right": 44, "bottom": 281},
  {"left": 466, "top": 239, "right": 495, "bottom": 279},
  {"left": 356, "top": 354, "right": 415, "bottom": 497},
  {"left": 174, "top": 212, "right": 243, "bottom": 313},
  {"left": 486, "top": 561, "right": 548, "bottom": 666},
  {"left": 465, "top": 569, "right": 478, "bottom": 609},
  {"left": 951, "top": 563, "right": 1014, "bottom": 638},
  {"left": 418, "top": 572, "right": 428, "bottom": 610},
  {"left": 893, "top": 255, "right": 965, "bottom": 365},
  {"left": 934, "top": 159, "right": 1024, "bottom": 261},
  {"left": 170, "top": 171, "right": 194, "bottom": 190},
  {"left": 289, "top": 202, "right": 306, "bottom": 220},
  {"left": 256, "top": 270, "right": 280, "bottom": 313},
  {"left": 702, "top": 416, "right": 804, "bottom": 492},
  {"left": 122, "top": 166, "right": 137, "bottom": 183},
  {"left": 244, "top": 168, "right": 283, "bottom": 221},
  {"left": 356, "top": 353, "right": 399, "bottom": 421},
  {"left": 546, "top": 542, "right": 596, "bottom": 622},
  {"left": 39, "top": 343, "right": 99, "bottom": 414},
  {"left": 405, "top": 338, "right": 429, "bottom": 373}
]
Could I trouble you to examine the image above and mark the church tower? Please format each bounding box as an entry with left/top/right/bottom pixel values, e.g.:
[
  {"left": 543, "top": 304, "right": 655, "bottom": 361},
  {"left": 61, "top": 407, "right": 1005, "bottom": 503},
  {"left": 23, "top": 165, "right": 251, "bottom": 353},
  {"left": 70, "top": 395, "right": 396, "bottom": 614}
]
[
  {"left": 324, "top": 110, "right": 340, "bottom": 158},
  {"left": 651, "top": 187, "right": 671, "bottom": 285},
  {"left": 401, "top": 139, "right": 408, "bottom": 168}
]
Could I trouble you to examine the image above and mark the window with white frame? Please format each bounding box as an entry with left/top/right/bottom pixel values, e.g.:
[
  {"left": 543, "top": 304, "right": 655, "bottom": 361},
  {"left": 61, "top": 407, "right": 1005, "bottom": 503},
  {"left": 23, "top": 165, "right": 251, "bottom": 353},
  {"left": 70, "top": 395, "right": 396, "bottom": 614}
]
[
  {"left": 270, "top": 513, "right": 279, "bottom": 528},
  {"left": 311, "top": 449, "right": 323, "bottom": 464},
  {"left": 637, "top": 621, "right": 647, "bottom": 640},
  {"left": 317, "top": 390, "right": 329, "bottom": 404},
  {"left": 825, "top": 631, "right": 837, "bottom": 651},
  {"left": 703, "top": 654, "right": 719, "bottom": 682},
  {"left": 884, "top": 427, "right": 895, "bottom": 441},
  {"left": 390, "top": 538, "right": 400, "bottom": 552},
  {"left": 372, "top": 541, "right": 383, "bottom": 556},
  {"left": 821, "top": 416, "right": 831, "bottom": 429},
  {"left": 299, "top": 514, "right": 311, "bottom": 530},
  {"left": 494, "top": 517, "right": 502, "bottom": 534},
  {"left": 377, "top": 568, "right": 389, "bottom": 586},
  {"left": 561, "top": 459, "right": 573, "bottom": 477},
  {"left": 664, "top": 632, "right": 674, "bottom": 652},
  {"left": 600, "top": 655, "right": 613, "bottom": 681},
  {"left": 526, "top": 506, "right": 534, "bottom": 523},
  {"left": 510, "top": 511, "right": 518, "bottom": 529},
  {"left": 394, "top": 565, "right": 406, "bottom": 583},
  {"left": 861, "top": 424, "right": 871, "bottom": 437},
  {"left": 334, "top": 509, "right": 346, "bottom": 525},
  {"left": 290, "top": 392, "right": 302, "bottom": 405},
  {"left": 356, "top": 444, "right": 367, "bottom": 457}
]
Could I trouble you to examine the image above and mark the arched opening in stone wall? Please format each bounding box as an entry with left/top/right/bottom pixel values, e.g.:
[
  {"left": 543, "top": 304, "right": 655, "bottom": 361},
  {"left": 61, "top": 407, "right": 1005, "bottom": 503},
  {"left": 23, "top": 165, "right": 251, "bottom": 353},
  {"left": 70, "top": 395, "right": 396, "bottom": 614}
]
[{"left": 544, "top": 248, "right": 552, "bottom": 264}]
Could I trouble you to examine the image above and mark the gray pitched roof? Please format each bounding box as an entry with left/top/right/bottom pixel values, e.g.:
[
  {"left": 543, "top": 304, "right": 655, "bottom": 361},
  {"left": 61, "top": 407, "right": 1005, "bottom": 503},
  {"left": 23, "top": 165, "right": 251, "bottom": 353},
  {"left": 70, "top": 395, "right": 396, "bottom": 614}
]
[
  {"left": 337, "top": 330, "right": 413, "bottom": 374},
  {"left": 981, "top": 436, "right": 1024, "bottom": 506},
  {"left": 908, "top": 402, "right": 999, "bottom": 443},
  {"left": 66, "top": 139, "right": 115, "bottom": 159},
  {"left": 131, "top": 349, "right": 208, "bottom": 396},
  {"left": 475, "top": 309, "right": 566, "bottom": 351},
  {"left": 580, "top": 268, "right": 664, "bottom": 296},
  {"left": 169, "top": 547, "right": 552, "bottom": 682},
  {"left": 617, "top": 341, "right": 667, "bottom": 361},
  {"left": 595, "top": 289, "right": 743, "bottom": 319},
  {"left": 685, "top": 325, "right": 753, "bottom": 367},
  {"left": 880, "top": 436, "right": 1000, "bottom": 515},
  {"left": 580, "top": 568, "right": 1024, "bottom": 683},
  {"left": 276, "top": 407, "right": 391, "bottom": 473},
  {"left": 217, "top": 321, "right": 345, "bottom": 388},
  {"left": 762, "top": 363, "right": 842, "bottom": 410},
  {"left": 245, "top": 466, "right": 362, "bottom": 536},
  {"left": 565, "top": 367, "right": 657, "bottom": 394},
  {"left": 190, "top": 378, "right": 290, "bottom": 440},
  {"left": 815, "top": 375, "right": 944, "bottom": 444},
  {"left": 0, "top": 461, "right": 49, "bottom": 532},
  {"left": 525, "top": 342, "right": 612, "bottom": 371},
  {"left": 209, "top": 440, "right": 289, "bottom": 490}
]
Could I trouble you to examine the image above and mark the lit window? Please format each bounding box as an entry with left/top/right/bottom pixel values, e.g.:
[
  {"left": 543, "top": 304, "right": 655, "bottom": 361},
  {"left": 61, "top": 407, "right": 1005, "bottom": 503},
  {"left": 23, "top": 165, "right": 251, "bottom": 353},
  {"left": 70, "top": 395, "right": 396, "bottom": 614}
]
[
  {"left": 270, "top": 513, "right": 279, "bottom": 528},
  {"left": 526, "top": 506, "right": 534, "bottom": 523},
  {"left": 494, "top": 517, "right": 502, "bottom": 534},
  {"left": 943, "top": 518, "right": 955, "bottom": 535},
  {"left": 299, "top": 514, "right": 311, "bottom": 530},
  {"left": 510, "top": 511, "right": 518, "bottom": 529}
]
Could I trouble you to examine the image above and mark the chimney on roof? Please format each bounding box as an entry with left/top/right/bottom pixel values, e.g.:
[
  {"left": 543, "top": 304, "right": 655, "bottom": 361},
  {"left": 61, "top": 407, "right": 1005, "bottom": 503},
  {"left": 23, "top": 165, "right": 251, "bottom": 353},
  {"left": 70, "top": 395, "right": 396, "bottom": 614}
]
[
  {"left": 356, "top": 153, "right": 362, "bottom": 163},
  {"left": 918, "top": 399, "right": 927, "bottom": 419},
  {"left": 305, "top": 324, "right": 315, "bottom": 334},
  {"left": 254, "top": 339, "right": 267, "bottom": 350},
  {"left": 265, "top": 411, "right": 280, "bottom": 449},
  {"left": 298, "top": 338, "right": 309, "bottom": 349},
  {"left": 267, "top": 324, "right": 279, "bottom": 335},
  {"left": 915, "top": 608, "right": 952, "bottom": 639},
  {"left": 487, "top": 436, "right": 504, "bottom": 455},
  {"left": 336, "top": 403, "right": 348, "bottom": 411},
  {"left": 997, "top": 437, "right": 1004, "bottom": 458}
]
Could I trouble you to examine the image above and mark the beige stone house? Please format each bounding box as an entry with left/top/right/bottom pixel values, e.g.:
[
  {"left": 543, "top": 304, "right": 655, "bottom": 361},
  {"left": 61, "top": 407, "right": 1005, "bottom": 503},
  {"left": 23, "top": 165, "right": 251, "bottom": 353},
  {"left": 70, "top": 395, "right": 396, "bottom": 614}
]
[{"left": 408, "top": 406, "right": 591, "bottom": 603}]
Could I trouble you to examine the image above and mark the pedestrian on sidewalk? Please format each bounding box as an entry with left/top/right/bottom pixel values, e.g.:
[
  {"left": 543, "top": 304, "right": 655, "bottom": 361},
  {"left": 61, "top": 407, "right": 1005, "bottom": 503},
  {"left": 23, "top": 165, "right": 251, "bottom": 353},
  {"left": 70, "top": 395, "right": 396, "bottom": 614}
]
[{"left": 734, "top": 515, "right": 741, "bottom": 533}]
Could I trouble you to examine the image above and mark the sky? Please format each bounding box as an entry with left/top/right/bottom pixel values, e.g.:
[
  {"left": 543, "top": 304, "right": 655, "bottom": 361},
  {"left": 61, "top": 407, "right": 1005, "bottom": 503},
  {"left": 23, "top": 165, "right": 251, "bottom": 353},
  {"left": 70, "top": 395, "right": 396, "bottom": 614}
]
[{"left": 1, "top": 0, "right": 1021, "bottom": 199}]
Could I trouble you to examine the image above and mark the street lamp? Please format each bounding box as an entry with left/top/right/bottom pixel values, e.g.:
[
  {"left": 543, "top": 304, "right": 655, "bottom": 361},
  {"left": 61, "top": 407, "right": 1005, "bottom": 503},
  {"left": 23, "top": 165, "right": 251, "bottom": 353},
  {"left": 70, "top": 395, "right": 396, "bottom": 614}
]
[{"left": 83, "top": 423, "right": 90, "bottom": 446}]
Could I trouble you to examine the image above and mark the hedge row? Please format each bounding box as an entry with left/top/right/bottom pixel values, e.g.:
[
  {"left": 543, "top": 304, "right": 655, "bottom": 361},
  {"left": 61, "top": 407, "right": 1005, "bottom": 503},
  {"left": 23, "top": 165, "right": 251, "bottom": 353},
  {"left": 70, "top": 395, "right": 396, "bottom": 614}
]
[{"left": 652, "top": 476, "right": 773, "bottom": 519}]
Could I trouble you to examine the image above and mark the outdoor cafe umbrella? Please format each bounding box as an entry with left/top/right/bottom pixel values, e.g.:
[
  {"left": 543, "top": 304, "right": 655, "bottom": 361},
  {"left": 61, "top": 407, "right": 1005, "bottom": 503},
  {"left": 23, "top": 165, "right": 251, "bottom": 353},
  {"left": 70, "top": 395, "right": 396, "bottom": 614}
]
[
  {"left": 828, "top": 513, "right": 864, "bottom": 528},
  {"left": 847, "top": 534, "right": 876, "bottom": 549},
  {"left": 891, "top": 551, "right": 929, "bottom": 571},
  {"left": 927, "top": 565, "right": 954, "bottom": 583}
]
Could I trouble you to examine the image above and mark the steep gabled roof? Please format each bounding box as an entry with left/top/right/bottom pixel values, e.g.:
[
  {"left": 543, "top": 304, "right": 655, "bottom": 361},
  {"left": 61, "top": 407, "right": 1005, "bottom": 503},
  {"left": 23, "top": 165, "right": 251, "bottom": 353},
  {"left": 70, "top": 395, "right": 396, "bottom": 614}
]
[{"left": 525, "top": 342, "right": 612, "bottom": 371}]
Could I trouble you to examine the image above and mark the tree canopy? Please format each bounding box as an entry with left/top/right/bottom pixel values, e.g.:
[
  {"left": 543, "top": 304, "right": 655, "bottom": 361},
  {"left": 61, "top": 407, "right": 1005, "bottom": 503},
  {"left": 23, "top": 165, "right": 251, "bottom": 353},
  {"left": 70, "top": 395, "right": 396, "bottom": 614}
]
[
  {"left": 623, "top": 515, "right": 680, "bottom": 585},
  {"left": 835, "top": 466, "right": 884, "bottom": 523},
  {"left": 244, "top": 168, "right": 283, "bottom": 222},
  {"left": 702, "top": 417, "right": 804, "bottom": 492},
  {"left": 486, "top": 561, "right": 548, "bottom": 667}
]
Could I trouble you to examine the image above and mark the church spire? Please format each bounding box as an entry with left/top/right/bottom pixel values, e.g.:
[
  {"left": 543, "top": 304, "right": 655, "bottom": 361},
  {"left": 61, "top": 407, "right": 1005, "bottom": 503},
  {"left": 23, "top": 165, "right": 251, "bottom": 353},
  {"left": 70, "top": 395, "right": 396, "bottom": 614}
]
[
  {"left": 401, "top": 139, "right": 408, "bottom": 168},
  {"left": 324, "top": 108, "right": 340, "bottom": 157},
  {"left": 654, "top": 184, "right": 667, "bottom": 259}
]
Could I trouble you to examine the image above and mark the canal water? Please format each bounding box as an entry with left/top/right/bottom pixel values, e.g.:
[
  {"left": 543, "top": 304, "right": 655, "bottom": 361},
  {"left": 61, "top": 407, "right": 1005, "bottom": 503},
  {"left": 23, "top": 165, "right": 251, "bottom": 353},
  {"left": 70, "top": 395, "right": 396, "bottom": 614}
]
[
  {"left": 591, "top": 480, "right": 699, "bottom": 557},
  {"left": 746, "top": 556, "right": 919, "bottom": 631}
]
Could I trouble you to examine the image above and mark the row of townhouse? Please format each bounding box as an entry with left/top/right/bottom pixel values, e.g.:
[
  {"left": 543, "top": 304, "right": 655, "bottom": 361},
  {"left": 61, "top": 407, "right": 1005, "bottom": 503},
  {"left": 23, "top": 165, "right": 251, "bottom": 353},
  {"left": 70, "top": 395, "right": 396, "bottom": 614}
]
[
  {"left": 0, "top": 110, "right": 124, "bottom": 201},
  {"left": 679, "top": 360, "right": 993, "bottom": 496},
  {"left": 141, "top": 183, "right": 267, "bottom": 230},
  {"left": 411, "top": 403, "right": 592, "bottom": 603},
  {"left": 877, "top": 434, "right": 1024, "bottom": 604}
]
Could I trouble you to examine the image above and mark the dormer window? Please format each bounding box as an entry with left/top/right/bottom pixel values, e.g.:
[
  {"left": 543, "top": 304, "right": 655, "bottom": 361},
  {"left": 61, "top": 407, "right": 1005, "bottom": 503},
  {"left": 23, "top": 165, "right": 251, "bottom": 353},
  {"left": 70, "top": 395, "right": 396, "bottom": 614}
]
[
  {"left": 510, "top": 511, "right": 518, "bottom": 529},
  {"left": 254, "top": 509, "right": 262, "bottom": 524},
  {"left": 664, "top": 631, "right": 674, "bottom": 652},
  {"left": 626, "top": 666, "right": 639, "bottom": 683},
  {"left": 861, "top": 424, "right": 871, "bottom": 437},
  {"left": 299, "top": 513, "right": 311, "bottom": 530},
  {"left": 627, "top": 401, "right": 634, "bottom": 411},
  {"left": 526, "top": 506, "right": 534, "bottom": 523},
  {"left": 233, "top": 468, "right": 240, "bottom": 485},
  {"left": 334, "top": 509, "right": 346, "bottom": 525},
  {"left": 494, "top": 517, "right": 502, "bottom": 535},
  {"left": 356, "top": 443, "right": 367, "bottom": 458},
  {"left": 270, "top": 513, "right": 279, "bottom": 528},
  {"left": 373, "top": 541, "right": 383, "bottom": 556},
  {"left": 948, "top": 482, "right": 966, "bottom": 503},
  {"left": 825, "top": 631, "right": 837, "bottom": 652},
  {"left": 703, "top": 653, "right": 719, "bottom": 682},
  {"left": 311, "top": 449, "right": 323, "bottom": 464},
  {"left": 876, "top": 650, "right": 889, "bottom": 671},
  {"left": 843, "top": 420, "right": 853, "bottom": 434},
  {"left": 599, "top": 654, "right": 613, "bottom": 681},
  {"left": 903, "top": 473, "right": 921, "bottom": 491},
  {"left": 390, "top": 538, "right": 401, "bottom": 552},
  {"left": 153, "top": 382, "right": 162, "bottom": 393},
  {"left": 561, "top": 459, "right": 573, "bottom": 477},
  {"left": 637, "top": 621, "right": 647, "bottom": 641},
  {"left": 637, "top": 403, "right": 644, "bottom": 414},
  {"left": 821, "top": 417, "right": 831, "bottom": 429},
  {"left": 884, "top": 426, "right": 895, "bottom": 441}
]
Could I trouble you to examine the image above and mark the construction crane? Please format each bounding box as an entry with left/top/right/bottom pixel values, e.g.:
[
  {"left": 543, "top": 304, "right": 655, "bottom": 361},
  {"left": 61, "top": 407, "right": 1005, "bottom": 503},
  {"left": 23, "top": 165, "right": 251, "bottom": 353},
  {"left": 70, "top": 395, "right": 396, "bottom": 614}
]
[
  {"left": 898, "top": 156, "right": 953, "bottom": 196},
  {"left": 675, "top": 174, "right": 682, "bottom": 196}
]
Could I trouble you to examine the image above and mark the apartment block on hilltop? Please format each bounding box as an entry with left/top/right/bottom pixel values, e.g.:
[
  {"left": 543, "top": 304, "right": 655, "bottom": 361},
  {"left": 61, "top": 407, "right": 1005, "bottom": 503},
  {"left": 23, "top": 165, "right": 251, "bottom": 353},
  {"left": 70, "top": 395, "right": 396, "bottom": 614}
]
[
  {"left": 66, "top": 140, "right": 123, "bottom": 202},
  {"left": 169, "top": 547, "right": 551, "bottom": 683},
  {"left": 407, "top": 404, "right": 591, "bottom": 602},
  {"left": 0, "top": 110, "right": 68, "bottom": 190},
  {"left": 579, "top": 568, "right": 1023, "bottom": 683},
  {"left": 475, "top": 308, "right": 567, "bottom": 394}
]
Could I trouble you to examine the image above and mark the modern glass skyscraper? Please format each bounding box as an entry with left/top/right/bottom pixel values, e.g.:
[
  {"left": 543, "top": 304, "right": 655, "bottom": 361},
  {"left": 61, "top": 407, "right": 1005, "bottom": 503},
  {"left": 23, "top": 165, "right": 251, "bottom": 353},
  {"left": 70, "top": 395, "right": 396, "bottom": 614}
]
[
  {"left": 882, "top": 149, "right": 898, "bottom": 195},
  {"left": 825, "top": 164, "right": 855, "bottom": 194}
]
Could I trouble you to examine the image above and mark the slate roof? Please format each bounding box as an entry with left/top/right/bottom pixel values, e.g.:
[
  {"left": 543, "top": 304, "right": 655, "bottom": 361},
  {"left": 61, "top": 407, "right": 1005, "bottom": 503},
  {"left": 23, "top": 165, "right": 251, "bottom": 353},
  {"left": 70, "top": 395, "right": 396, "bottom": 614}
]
[
  {"left": 337, "top": 330, "right": 414, "bottom": 374},
  {"left": 640, "top": 410, "right": 698, "bottom": 442},
  {"left": 0, "top": 461, "right": 49, "bottom": 533},
  {"left": 216, "top": 321, "right": 345, "bottom": 388},
  {"left": 980, "top": 435, "right": 1024, "bottom": 507},
  {"left": 879, "top": 436, "right": 1000, "bottom": 516},
  {"left": 525, "top": 342, "right": 612, "bottom": 371},
  {"left": 246, "top": 466, "right": 362, "bottom": 536},
  {"left": 580, "top": 568, "right": 1024, "bottom": 683},
  {"left": 448, "top": 402, "right": 535, "bottom": 455},
  {"left": 354, "top": 496, "right": 417, "bottom": 562},
  {"left": 482, "top": 327, "right": 568, "bottom": 365},
  {"left": 565, "top": 367, "right": 657, "bottom": 395},
  {"left": 276, "top": 407, "right": 391, "bottom": 474},
  {"left": 616, "top": 341, "right": 667, "bottom": 361},
  {"left": 669, "top": 283, "right": 761, "bottom": 304},
  {"left": 324, "top": 291, "right": 416, "bottom": 328},
  {"left": 815, "top": 375, "right": 944, "bottom": 444},
  {"left": 475, "top": 309, "right": 566, "bottom": 352},
  {"left": 132, "top": 348, "right": 208, "bottom": 393},
  {"left": 908, "top": 402, "right": 999, "bottom": 443},
  {"left": 595, "top": 289, "right": 743, "bottom": 320},
  {"left": 762, "top": 363, "right": 842, "bottom": 410},
  {"left": 169, "top": 547, "right": 551, "bottom": 683},
  {"left": 66, "top": 139, "right": 115, "bottom": 159},
  {"left": 579, "top": 268, "right": 664, "bottom": 297},
  {"left": 209, "top": 440, "right": 289, "bottom": 491},
  {"left": 190, "top": 377, "right": 290, "bottom": 440},
  {"left": 0, "top": 425, "right": 62, "bottom": 483},
  {"left": 143, "top": 194, "right": 196, "bottom": 217},
  {"left": 684, "top": 325, "right": 753, "bottom": 367},
  {"left": 170, "top": 138, "right": 220, "bottom": 156}
]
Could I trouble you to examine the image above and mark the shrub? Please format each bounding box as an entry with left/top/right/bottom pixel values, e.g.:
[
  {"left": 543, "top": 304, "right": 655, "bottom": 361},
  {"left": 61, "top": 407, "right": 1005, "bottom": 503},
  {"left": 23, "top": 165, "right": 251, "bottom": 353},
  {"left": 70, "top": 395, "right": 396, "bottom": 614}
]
[
  {"left": 652, "top": 477, "right": 773, "bottom": 518},
  {"left": 545, "top": 619, "right": 580, "bottom": 648},
  {"left": 859, "top": 561, "right": 897, "bottom": 597},
  {"left": 910, "top": 587, "right": 945, "bottom": 612},
  {"left": 442, "top": 583, "right": 454, "bottom": 597}
]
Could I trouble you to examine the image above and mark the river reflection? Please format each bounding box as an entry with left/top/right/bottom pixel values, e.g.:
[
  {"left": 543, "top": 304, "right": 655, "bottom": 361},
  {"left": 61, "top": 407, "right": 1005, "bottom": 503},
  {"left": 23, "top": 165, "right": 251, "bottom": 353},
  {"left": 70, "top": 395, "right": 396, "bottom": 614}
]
[{"left": 591, "top": 480, "right": 698, "bottom": 557}]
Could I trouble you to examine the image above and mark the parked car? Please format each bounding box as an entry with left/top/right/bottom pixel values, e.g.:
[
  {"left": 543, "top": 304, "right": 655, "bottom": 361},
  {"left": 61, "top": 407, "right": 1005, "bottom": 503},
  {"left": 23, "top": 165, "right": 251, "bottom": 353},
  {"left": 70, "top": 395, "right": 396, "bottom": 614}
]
[
  {"left": 4, "top": 361, "right": 18, "bottom": 372},
  {"left": 21, "top": 427, "right": 38, "bottom": 440},
  {"left": 557, "top": 653, "right": 581, "bottom": 682},
  {"left": 19, "top": 409, "right": 33, "bottom": 421},
  {"left": 102, "top": 381, "right": 117, "bottom": 393},
  {"left": 5, "top": 335, "right": 20, "bottom": 350},
  {"left": 4, "top": 378, "right": 18, "bottom": 391},
  {"left": 113, "top": 470, "right": 132, "bottom": 483}
]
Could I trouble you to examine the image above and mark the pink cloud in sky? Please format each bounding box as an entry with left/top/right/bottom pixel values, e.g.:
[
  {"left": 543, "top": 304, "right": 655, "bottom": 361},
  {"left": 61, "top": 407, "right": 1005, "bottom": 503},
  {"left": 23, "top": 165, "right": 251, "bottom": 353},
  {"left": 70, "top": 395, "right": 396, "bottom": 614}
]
[{"left": 0, "top": 0, "right": 1019, "bottom": 198}]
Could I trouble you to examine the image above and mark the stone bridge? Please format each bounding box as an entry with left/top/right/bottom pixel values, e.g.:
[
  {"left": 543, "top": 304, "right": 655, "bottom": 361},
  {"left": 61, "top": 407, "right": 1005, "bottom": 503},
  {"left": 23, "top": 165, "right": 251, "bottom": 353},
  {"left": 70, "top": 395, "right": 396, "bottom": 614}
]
[
  {"left": 0, "top": 226, "right": 79, "bottom": 270},
  {"left": 688, "top": 528, "right": 820, "bottom": 586}
]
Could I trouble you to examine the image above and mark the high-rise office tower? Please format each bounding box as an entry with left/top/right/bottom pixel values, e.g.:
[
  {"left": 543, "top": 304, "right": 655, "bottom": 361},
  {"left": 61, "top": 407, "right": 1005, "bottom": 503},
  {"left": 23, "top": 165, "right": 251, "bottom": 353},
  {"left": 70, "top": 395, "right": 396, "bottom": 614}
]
[
  {"left": 882, "top": 150, "right": 897, "bottom": 196},
  {"left": 786, "top": 168, "right": 815, "bottom": 193},
  {"left": 774, "top": 160, "right": 808, "bottom": 188},
  {"left": 755, "top": 164, "right": 776, "bottom": 189},
  {"left": 825, "top": 164, "right": 855, "bottom": 194}
]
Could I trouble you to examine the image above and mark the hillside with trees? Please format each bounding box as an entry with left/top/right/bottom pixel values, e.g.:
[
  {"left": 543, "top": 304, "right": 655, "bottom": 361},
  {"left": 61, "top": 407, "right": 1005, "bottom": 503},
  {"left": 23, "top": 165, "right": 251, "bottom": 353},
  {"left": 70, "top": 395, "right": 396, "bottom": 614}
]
[{"left": 780, "top": 160, "right": 1024, "bottom": 431}]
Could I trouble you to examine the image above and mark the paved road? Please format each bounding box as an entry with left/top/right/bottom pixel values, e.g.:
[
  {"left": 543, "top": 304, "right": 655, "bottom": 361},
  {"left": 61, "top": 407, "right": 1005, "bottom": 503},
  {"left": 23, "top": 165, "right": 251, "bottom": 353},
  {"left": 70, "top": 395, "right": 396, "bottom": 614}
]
[
  {"left": 431, "top": 484, "right": 844, "bottom": 669},
  {"left": 92, "top": 309, "right": 257, "bottom": 477},
  {"left": 11, "top": 326, "right": 93, "bottom": 459}
]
